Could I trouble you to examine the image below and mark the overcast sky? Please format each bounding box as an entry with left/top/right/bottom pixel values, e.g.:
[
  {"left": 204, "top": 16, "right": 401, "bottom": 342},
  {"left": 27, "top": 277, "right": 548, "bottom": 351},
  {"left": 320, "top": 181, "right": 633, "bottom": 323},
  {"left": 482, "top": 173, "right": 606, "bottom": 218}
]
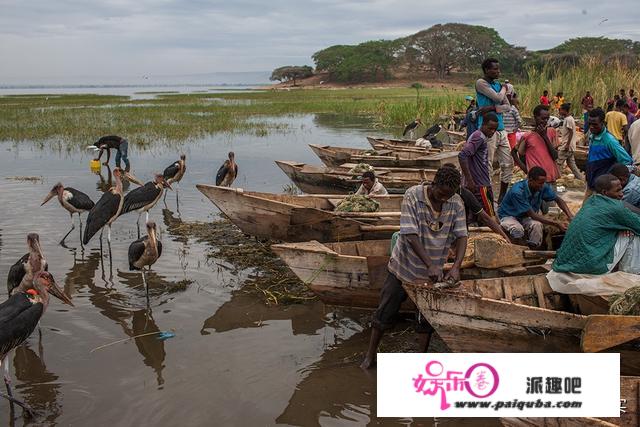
[{"left": 1, "top": 0, "right": 639, "bottom": 81}]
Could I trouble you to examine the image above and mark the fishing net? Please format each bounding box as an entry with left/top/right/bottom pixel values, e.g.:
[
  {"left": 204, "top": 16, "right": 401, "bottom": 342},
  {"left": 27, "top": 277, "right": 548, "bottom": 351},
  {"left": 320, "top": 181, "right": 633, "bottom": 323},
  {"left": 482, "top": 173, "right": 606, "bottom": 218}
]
[
  {"left": 347, "top": 163, "right": 375, "bottom": 175},
  {"left": 362, "top": 150, "right": 379, "bottom": 156},
  {"left": 609, "top": 286, "right": 640, "bottom": 315},
  {"left": 462, "top": 233, "right": 509, "bottom": 264},
  {"left": 334, "top": 195, "right": 380, "bottom": 213}
]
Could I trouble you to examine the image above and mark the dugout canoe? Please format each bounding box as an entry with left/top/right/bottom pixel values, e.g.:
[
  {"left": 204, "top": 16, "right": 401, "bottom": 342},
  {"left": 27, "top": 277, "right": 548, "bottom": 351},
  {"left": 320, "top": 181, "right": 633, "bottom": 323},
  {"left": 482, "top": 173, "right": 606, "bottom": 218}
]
[
  {"left": 196, "top": 184, "right": 404, "bottom": 242},
  {"left": 272, "top": 237, "right": 549, "bottom": 310},
  {"left": 402, "top": 275, "right": 640, "bottom": 376},
  {"left": 309, "top": 144, "right": 460, "bottom": 169},
  {"left": 275, "top": 160, "right": 436, "bottom": 194},
  {"left": 366, "top": 136, "right": 444, "bottom": 152}
]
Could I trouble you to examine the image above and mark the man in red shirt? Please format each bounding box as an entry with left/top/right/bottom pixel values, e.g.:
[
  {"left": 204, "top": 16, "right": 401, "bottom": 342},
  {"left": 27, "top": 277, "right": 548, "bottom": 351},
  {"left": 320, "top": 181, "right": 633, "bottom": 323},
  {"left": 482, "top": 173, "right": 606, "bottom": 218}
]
[
  {"left": 513, "top": 105, "right": 560, "bottom": 184},
  {"left": 540, "top": 90, "right": 550, "bottom": 106}
]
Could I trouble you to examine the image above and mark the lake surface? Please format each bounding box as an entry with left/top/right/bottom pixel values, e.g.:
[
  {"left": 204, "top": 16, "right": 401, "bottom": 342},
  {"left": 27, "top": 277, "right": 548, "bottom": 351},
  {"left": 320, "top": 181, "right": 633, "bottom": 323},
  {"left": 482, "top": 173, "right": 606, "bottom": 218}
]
[{"left": 0, "top": 113, "right": 497, "bottom": 426}]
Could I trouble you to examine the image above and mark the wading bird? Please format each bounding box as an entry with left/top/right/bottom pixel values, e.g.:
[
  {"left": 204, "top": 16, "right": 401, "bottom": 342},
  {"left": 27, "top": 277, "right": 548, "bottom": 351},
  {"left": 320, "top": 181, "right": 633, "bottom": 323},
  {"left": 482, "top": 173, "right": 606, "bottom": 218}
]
[
  {"left": 0, "top": 271, "right": 73, "bottom": 417},
  {"left": 163, "top": 154, "right": 186, "bottom": 203},
  {"left": 128, "top": 221, "right": 162, "bottom": 305},
  {"left": 7, "top": 233, "right": 47, "bottom": 296},
  {"left": 402, "top": 118, "right": 423, "bottom": 138},
  {"left": 83, "top": 167, "right": 135, "bottom": 245},
  {"left": 216, "top": 152, "right": 238, "bottom": 187},
  {"left": 41, "top": 183, "right": 95, "bottom": 246},
  {"left": 120, "top": 174, "right": 172, "bottom": 237}
]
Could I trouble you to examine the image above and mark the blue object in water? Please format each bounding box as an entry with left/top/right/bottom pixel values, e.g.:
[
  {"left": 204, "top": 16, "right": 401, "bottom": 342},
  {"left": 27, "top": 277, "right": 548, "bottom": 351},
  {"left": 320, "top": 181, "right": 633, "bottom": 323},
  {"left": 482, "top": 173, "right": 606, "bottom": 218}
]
[{"left": 156, "top": 331, "right": 176, "bottom": 341}]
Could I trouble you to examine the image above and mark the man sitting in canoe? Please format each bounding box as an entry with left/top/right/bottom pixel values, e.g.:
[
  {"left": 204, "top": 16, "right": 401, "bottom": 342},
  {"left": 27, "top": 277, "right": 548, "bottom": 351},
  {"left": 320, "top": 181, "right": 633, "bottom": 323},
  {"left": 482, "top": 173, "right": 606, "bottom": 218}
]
[
  {"left": 547, "top": 173, "right": 640, "bottom": 296},
  {"left": 354, "top": 171, "right": 388, "bottom": 196},
  {"left": 610, "top": 163, "right": 640, "bottom": 209},
  {"left": 361, "top": 166, "right": 468, "bottom": 369},
  {"left": 498, "top": 166, "right": 573, "bottom": 249}
]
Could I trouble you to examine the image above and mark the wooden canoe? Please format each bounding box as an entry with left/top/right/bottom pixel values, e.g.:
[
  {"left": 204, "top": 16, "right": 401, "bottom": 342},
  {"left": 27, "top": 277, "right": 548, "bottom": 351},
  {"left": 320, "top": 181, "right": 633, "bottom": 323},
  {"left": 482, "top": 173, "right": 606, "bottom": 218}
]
[
  {"left": 308, "top": 144, "right": 460, "bottom": 169},
  {"left": 275, "top": 160, "right": 436, "bottom": 194},
  {"left": 501, "top": 375, "right": 639, "bottom": 426},
  {"left": 272, "top": 239, "right": 550, "bottom": 310},
  {"left": 402, "top": 275, "right": 640, "bottom": 376},
  {"left": 196, "top": 184, "right": 403, "bottom": 242}
]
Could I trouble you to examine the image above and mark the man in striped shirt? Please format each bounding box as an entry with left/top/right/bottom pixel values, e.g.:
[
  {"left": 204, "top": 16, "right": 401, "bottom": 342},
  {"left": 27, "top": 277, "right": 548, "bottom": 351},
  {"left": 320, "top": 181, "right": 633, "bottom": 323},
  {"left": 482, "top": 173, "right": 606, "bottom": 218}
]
[{"left": 361, "top": 167, "right": 468, "bottom": 369}]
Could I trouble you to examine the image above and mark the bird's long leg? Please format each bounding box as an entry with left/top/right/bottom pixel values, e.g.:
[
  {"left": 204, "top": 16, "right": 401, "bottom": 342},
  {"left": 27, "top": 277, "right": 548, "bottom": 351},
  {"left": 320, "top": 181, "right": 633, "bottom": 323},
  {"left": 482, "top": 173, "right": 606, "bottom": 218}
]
[
  {"left": 142, "top": 269, "right": 150, "bottom": 314},
  {"left": 79, "top": 213, "right": 85, "bottom": 251},
  {"left": 145, "top": 211, "right": 149, "bottom": 224},
  {"left": 176, "top": 182, "right": 180, "bottom": 213},
  {"left": 136, "top": 212, "right": 142, "bottom": 239},
  {"left": 59, "top": 213, "right": 76, "bottom": 246},
  {"left": 4, "top": 358, "right": 14, "bottom": 412},
  {"left": 0, "top": 391, "right": 36, "bottom": 418}
]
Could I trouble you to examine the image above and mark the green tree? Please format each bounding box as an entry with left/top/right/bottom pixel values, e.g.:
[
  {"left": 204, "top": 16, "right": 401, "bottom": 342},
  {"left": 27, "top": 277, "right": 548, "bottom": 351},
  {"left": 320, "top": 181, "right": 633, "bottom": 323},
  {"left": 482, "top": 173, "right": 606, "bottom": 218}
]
[{"left": 269, "top": 65, "right": 314, "bottom": 86}]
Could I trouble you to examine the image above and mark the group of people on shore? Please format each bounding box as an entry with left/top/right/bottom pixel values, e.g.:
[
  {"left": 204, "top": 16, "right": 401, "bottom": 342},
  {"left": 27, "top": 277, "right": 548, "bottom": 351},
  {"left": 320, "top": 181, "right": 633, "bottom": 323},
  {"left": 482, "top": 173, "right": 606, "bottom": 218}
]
[{"left": 360, "top": 57, "right": 640, "bottom": 369}]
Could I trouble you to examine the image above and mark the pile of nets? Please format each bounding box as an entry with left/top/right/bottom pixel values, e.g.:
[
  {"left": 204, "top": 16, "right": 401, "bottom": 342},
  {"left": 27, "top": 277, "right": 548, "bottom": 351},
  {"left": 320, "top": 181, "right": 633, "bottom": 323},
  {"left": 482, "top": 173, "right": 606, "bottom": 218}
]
[
  {"left": 334, "top": 195, "right": 380, "bottom": 212},
  {"left": 362, "top": 150, "right": 379, "bottom": 156},
  {"left": 556, "top": 173, "right": 585, "bottom": 189},
  {"left": 347, "top": 163, "right": 374, "bottom": 175},
  {"left": 463, "top": 233, "right": 509, "bottom": 264},
  {"left": 609, "top": 286, "right": 640, "bottom": 315}
]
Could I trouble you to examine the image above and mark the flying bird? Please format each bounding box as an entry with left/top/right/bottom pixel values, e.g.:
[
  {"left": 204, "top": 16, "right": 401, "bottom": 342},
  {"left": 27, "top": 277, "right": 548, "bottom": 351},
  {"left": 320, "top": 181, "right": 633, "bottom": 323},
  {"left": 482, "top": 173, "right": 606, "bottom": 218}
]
[
  {"left": 402, "top": 118, "right": 423, "bottom": 138},
  {"left": 128, "top": 221, "right": 163, "bottom": 305},
  {"left": 41, "top": 183, "right": 95, "bottom": 246},
  {"left": 0, "top": 271, "right": 73, "bottom": 417},
  {"left": 7, "top": 233, "right": 48, "bottom": 297},
  {"left": 598, "top": 18, "right": 608, "bottom": 25},
  {"left": 216, "top": 152, "right": 238, "bottom": 187},
  {"left": 120, "top": 174, "right": 172, "bottom": 237}
]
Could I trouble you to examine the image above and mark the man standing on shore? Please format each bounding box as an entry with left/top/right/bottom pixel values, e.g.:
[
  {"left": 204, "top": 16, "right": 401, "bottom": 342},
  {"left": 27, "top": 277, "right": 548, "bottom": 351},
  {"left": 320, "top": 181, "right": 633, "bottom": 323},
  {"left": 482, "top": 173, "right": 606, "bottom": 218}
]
[
  {"left": 556, "top": 103, "right": 584, "bottom": 180},
  {"left": 606, "top": 100, "right": 629, "bottom": 144},
  {"left": 475, "top": 58, "right": 514, "bottom": 203},
  {"left": 513, "top": 105, "right": 560, "bottom": 185},
  {"left": 360, "top": 166, "right": 468, "bottom": 369},
  {"left": 581, "top": 91, "right": 594, "bottom": 133},
  {"left": 540, "top": 90, "right": 550, "bottom": 106}
]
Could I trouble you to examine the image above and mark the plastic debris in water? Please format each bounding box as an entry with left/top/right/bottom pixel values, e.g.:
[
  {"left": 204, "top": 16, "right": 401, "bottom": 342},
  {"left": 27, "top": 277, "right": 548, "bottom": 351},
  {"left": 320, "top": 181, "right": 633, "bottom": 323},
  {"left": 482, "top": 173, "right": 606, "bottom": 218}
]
[{"left": 156, "top": 331, "right": 176, "bottom": 341}]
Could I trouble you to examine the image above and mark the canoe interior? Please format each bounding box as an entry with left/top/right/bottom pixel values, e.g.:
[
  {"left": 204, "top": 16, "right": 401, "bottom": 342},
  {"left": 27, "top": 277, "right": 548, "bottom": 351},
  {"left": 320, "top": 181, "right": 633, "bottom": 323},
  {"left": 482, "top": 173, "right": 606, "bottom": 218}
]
[
  {"left": 240, "top": 189, "right": 403, "bottom": 211},
  {"left": 325, "top": 240, "right": 391, "bottom": 257}
]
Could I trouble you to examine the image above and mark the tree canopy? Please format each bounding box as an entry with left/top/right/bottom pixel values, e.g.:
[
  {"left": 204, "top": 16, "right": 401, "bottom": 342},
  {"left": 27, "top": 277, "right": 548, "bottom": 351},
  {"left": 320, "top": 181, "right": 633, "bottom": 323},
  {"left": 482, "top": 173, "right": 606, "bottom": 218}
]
[{"left": 269, "top": 65, "right": 314, "bottom": 86}]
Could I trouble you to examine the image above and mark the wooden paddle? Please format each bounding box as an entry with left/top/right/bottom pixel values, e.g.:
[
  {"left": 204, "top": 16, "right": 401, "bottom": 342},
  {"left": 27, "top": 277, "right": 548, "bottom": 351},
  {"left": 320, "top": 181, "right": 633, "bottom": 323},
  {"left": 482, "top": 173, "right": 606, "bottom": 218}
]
[
  {"left": 581, "top": 315, "right": 640, "bottom": 353},
  {"left": 473, "top": 239, "right": 556, "bottom": 269}
]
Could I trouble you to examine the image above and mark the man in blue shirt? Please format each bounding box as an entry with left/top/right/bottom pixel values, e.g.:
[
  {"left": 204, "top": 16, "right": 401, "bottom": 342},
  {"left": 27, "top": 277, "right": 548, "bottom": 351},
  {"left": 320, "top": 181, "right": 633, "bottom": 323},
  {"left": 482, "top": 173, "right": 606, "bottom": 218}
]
[
  {"left": 475, "top": 58, "right": 514, "bottom": 203},
  {"left": 498, "top": 167, "right": 573, "bottom": 249},
  {"left": 585, "top": 108, "right": 633, "bottom": 193}
]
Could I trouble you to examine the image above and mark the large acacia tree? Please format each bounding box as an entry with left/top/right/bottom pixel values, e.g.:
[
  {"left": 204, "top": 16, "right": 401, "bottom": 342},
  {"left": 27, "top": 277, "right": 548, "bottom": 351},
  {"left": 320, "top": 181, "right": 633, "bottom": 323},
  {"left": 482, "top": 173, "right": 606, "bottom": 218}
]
[{"left": 270, "top": 65, "right": 314, "bottom": 86}]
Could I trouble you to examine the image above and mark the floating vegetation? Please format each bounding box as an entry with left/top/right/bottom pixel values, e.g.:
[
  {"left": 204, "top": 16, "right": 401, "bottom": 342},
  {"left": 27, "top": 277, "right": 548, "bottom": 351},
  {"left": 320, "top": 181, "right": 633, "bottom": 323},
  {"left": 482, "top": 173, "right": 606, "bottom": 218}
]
[
  {"left": 165, "top": 217, "right": 315, "bottom": 305},
  {"left": 5, "top": 175, "right": 44, "bottom": 182}
]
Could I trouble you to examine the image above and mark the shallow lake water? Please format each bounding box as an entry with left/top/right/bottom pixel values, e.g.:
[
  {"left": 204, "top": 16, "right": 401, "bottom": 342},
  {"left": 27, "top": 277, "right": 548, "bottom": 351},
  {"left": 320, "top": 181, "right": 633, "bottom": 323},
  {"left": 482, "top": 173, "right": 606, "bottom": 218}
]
[{"left": 0, "top": 113, "right": 496, "bottom": 426}]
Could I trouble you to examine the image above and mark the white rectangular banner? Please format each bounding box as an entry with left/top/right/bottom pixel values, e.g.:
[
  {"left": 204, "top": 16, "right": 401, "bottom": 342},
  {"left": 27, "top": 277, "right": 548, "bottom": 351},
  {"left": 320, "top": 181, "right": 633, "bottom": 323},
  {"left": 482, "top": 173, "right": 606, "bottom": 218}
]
[{"left": 377, "top": 353, "right": 620, "bottom": 417}]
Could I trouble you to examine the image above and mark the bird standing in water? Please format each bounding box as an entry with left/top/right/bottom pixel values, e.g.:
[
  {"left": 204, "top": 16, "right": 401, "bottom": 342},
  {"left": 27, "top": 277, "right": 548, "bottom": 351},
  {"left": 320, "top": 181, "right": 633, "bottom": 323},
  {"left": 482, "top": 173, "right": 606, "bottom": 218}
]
[
  {"left": 120, "top": 174, "right": 171, "bottom": 237},
  {"left": 128, "top": 221, "right": 162, "bottom": 307},
  {"left": 163, "top": 154, "right": 186, "bottom": 206},
  {"left": 83, "top": 167, "right": 136, "bottom": 245},
  {"left": 0, "top": 271, "right": 73, "bottom": 417},
  {"left": 6, "top": 233, "right": 47, "bottom": 296},
  {"left": 216, "top": 152, "right": 238, "bottom": 187},
  {"left": 41, "top": 183, "right": 95, "bottom": 246},
  {"left": 402, "top": 118, "right": 423, "bottom": 138}
]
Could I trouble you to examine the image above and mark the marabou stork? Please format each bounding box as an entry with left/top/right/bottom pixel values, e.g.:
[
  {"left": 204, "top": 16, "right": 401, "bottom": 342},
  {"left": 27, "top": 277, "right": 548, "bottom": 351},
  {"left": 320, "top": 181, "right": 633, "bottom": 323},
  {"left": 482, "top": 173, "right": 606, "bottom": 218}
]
[
  {"left": 119, "top": 174, "right": 172, "bottom": 237},
  {"left": 162, "top": 154, "right": 186, "bottom": 205},
  {"left": 83, "top": 167, "right": 136, "bottom": 245},
  {"left": 0, "top": 271, "right": 73, "bottom": 416},
  {"left": 402, "top": 118, "right": 423, "bottom": 138},
  {"left": 41, "top": 183, "right": 95, "bottom": 246},
  {"left": 216, "top": 152, "right": 238, "bottom": 187},
  {"left": 128, "top": 221, "right": 162, "bottom": 306},
  {"left": 7, "top": 233, "right": 47, "bottom": 297}
]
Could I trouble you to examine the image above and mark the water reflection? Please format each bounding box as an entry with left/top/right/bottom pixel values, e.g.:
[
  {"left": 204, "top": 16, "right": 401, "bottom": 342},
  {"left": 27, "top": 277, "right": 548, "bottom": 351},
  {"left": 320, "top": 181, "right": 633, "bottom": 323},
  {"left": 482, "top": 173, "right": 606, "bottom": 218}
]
[
  {"left": 12, "top": 343, "right": 61, "bottom": 424},
  {"left": 201, "top": 292, "right": 326, "bottom": 336}
]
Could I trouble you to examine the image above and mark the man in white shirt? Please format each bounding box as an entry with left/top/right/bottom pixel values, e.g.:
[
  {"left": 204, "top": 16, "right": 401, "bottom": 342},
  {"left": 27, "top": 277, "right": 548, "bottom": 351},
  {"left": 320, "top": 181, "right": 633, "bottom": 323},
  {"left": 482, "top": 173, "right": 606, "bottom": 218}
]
[
  {"left": 355, "top": 171, "right": 388, "bottom": 196},
  {"left": 556, "top": 103, "right": 584, "bottom": 180}
]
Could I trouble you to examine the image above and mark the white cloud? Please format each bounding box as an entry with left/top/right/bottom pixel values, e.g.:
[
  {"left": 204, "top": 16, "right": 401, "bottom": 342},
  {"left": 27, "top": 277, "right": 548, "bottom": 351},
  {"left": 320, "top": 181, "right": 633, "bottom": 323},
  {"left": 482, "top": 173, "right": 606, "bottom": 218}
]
[{"left": 0, "top": 0, "right": 638, "bottom": 81}]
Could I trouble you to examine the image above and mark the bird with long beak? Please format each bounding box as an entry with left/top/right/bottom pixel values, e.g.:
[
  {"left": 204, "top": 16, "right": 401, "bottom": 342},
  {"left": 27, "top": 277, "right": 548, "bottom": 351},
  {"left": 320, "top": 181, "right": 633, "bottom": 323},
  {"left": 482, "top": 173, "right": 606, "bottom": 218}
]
[
  {"left": 162, "top": 154, "right": 186, "bottom": 206},
  {"left": 215, "top": 151, "right": 238, "bottom": 187},
  {"left": 119, "top": 174, "right": 172, "bottom": 237},
  {"left": 0, "top": 271, "right": 73, "bottom": 417},
  {"left": 41, "top": 183, "right": 95, "bottom": 246},
  {"left": 128, "top": 221, "right": 163, "bottom": 306},
  {"left": 402, "top": 118, "right": 423, "bottom": 138},
  {"left": 6, "top": 233, "right": 48, "bottom": 297},
  {"left": 83, "top": 167, "right": 138, "bottom": 245}
]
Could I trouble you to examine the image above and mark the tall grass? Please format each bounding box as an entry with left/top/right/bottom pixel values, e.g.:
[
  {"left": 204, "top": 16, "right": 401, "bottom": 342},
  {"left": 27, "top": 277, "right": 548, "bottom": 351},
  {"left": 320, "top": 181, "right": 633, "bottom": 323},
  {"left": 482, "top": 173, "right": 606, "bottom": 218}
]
[{"left": 516, "top": 57, "right": 640, "bottom": 117}]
